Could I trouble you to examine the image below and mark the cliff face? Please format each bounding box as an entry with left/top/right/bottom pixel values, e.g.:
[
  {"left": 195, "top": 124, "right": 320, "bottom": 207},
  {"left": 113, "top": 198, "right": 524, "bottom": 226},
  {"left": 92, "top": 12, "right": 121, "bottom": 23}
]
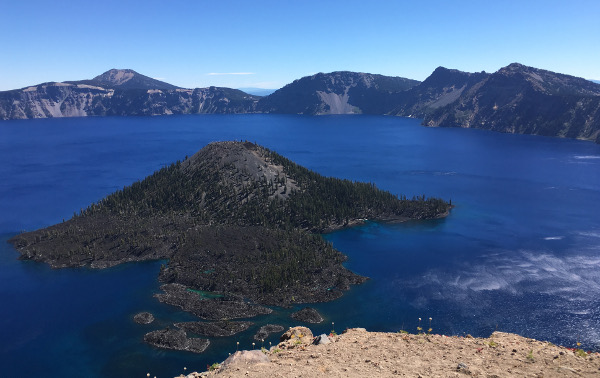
[
  {"left": 390, "top": 66, "right": 490, "bottom": 118},
  {"left": 0, "top": 69, "right": 259, "bottom": 120},
  {"left": 0, "top": 83, "right": 110, "bottom": 119},
  {"left": 421, "top": 63, "right": 600, "bottom": 142},
  {"left": 256, "top": 71, "right": 420, "bottom": 115},
  {"left": 0, "top": 83, "right": 259, "bottom": 119}
]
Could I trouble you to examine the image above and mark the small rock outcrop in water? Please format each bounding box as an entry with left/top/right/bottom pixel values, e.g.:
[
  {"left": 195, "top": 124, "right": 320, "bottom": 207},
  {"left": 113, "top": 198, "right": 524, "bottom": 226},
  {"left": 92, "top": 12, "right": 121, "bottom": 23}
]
[
  {"left": 291, "top": 307, "right": 324, "bottom": 323},
  {"left": 175, "top": 320, "right": 252, "bottom": 337},
  {"left": 143, "top": 328, "right": 209, "bottom": 353},
  {"left": 133, "top": 312, "right": 154, "bottom": 324},
  {"left": 254, "top": 324, "right": 284, "bottom": 341}
]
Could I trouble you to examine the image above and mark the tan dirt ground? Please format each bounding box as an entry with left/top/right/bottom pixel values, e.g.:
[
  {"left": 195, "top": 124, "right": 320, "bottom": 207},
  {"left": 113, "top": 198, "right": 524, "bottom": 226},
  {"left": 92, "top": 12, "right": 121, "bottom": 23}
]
[{"left": 178, "top": 327, "right": 600, "bottom": 378}]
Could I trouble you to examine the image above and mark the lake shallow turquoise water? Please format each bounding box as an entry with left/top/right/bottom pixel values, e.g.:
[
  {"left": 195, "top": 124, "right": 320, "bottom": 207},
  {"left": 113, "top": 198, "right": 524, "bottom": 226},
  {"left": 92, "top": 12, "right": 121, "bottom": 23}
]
[{"left": 1, "top": 114, "right": 599, "bottom": 377}]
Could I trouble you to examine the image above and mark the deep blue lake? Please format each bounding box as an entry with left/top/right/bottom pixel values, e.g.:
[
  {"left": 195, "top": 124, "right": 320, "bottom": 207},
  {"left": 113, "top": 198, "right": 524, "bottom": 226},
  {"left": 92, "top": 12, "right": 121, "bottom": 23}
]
[{"left": 1, "top": 114, "right": 599, "bottom": 377}]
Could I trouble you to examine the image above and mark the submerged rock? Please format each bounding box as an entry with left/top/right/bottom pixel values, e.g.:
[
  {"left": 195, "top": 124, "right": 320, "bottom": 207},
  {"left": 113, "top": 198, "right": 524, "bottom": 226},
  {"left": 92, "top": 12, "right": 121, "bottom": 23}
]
[
  {"left": 143, "top": 328, "right": 209, "bottom": 353},
  {"left": 133, "top": 312, "right": 154, "bottom": 324},
  {"left": 291, "top": 307, "right": 324, "bottom": 323},
  {"left": 175, "top": 320, "right": 252, "bottom": 337},
  {"left": 254, "top": 324, "right": 285, "bottom": 341}
]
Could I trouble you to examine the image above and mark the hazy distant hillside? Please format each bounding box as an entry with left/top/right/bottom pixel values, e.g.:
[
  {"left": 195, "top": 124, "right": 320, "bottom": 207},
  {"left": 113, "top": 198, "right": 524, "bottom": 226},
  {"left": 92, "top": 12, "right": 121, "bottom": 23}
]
[
  {"left": 256, "top": 71, "right": 419, "bottom": 115},
  {"left": 237, "top": 88, "right": 277, "bottom": 96}
]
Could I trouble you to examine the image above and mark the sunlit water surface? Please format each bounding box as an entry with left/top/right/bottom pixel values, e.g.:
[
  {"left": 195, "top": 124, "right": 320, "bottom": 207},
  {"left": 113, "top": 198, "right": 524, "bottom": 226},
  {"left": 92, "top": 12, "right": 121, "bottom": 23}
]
[{"left": 1, "top": 114, "right": 599, "bottom": 377}]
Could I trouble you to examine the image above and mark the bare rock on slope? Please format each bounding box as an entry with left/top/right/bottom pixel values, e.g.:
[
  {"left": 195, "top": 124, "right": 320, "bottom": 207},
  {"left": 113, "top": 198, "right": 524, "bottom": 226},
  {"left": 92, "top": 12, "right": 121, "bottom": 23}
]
[{"left": 190, "top": 328, "right": 600, "bottom": 377}]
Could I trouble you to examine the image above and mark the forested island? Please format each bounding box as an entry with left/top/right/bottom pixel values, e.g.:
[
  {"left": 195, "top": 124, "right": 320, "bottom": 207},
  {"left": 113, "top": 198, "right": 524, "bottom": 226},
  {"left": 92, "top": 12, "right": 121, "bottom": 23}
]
[{"left": 9, "top": 141, "right": 450, "bottom": 323}]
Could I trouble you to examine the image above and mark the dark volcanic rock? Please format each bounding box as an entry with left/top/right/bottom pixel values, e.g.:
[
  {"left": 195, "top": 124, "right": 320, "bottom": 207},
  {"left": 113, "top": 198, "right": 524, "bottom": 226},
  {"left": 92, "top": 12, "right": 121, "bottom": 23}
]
[
  {"left": 175, "top": 320, "right": 253, "bottom": 337},
  {"left": 155, "top": 283, "right": 272, "bottom": 320},
  {"left": 133, "top": 312, "right": 155, "bottom": 324},
  {"left": 157, "top": 225, "right": 368, "bottom": 306},
  {"left": 291, "top": 307, "right": 324, "bottom": 324},
  {"left": 254, "top": 324, "right": 285, "bottom": 341},
  {"left": 143, "top": 328, "right": 209, "bottom": 353}
]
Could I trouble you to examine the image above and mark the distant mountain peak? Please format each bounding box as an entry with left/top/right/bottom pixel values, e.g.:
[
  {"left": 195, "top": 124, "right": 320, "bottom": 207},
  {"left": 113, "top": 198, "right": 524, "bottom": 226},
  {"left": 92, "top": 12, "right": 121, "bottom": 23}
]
[
  {"left": 87, "top": 69, "right": 180, "bottom": 90},
  {"left": 93, "top": 69, "right": 137, "bottom": 86},
  {"left": 505, "top": 62, "right": 527, "bottom": 69}
]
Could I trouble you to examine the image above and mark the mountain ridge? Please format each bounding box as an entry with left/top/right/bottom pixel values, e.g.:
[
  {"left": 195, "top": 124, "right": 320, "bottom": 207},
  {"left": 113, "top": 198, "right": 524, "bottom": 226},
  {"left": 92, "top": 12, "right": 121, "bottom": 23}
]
[
  {"left": 422, "top": 63, "right": 600, "bottom": 142},
  {"left": 256, "top": 71, "right": 420, "bottom": 115},
  {"left": 2, "top": 64, "right": 600, "bottom": 143}
]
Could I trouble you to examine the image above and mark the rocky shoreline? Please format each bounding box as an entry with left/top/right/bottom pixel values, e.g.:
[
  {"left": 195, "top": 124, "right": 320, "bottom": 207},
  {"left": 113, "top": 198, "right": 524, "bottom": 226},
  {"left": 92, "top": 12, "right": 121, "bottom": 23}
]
[
  {"left": 175, "top": 321, "right": 253, "bottom": 338},
  {"left": 253, "top": 324, "right": 285, "bottom": 342},
  {"left": 155, "top": 283, "right": 273, "bottom": 320},
  {"left": 144, "top": 328, "right": 210, "bottom": 354},
  {"left": 290, "top": 307, "right": 324, "bottom": 324}
]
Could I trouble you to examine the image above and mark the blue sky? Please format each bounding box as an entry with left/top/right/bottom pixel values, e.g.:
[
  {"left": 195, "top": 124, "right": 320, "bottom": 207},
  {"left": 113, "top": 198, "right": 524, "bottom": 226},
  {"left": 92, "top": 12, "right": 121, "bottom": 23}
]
[{"left": 1, "top": 0, "right": 599, "bottom": 91}]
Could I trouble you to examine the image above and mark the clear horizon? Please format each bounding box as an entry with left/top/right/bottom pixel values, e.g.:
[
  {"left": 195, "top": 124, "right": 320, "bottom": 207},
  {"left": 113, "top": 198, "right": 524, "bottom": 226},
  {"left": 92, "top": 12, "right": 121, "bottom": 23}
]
[{"left": 1, "top": 0, "right": 599, "bottom": 91}]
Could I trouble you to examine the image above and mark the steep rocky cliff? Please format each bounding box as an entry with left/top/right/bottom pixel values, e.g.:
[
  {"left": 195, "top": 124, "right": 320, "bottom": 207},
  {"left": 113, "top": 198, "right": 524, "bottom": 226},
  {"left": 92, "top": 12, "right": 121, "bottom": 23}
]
[
  {"left": 0, "top": 69, "right": 259, "bottom": 119},
  {"left": 389, "top": 66, "right": 489, "bottom": 118},
  {"left": 421, "top": 63, "right": 600, "bottom": 142}
]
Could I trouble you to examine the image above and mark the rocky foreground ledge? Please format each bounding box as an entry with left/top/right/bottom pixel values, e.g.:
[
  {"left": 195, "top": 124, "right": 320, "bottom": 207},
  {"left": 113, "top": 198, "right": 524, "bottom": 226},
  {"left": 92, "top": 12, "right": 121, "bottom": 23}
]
[{"left": 178, "top": 327, "right": 600, "bottom": 378}]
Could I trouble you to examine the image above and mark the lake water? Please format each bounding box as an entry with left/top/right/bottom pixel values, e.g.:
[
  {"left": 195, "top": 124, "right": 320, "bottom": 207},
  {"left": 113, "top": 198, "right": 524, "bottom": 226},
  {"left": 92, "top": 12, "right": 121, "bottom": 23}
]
[{"left": 1, "top": 114, "right": 599, "bottom": 377}]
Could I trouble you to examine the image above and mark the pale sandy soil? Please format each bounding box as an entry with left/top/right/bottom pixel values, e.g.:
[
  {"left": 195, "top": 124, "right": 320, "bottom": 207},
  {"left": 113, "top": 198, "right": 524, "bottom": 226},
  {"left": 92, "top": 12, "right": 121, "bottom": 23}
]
[{"left": 179, "top": 327, "right": 600, "bottom": 377}]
